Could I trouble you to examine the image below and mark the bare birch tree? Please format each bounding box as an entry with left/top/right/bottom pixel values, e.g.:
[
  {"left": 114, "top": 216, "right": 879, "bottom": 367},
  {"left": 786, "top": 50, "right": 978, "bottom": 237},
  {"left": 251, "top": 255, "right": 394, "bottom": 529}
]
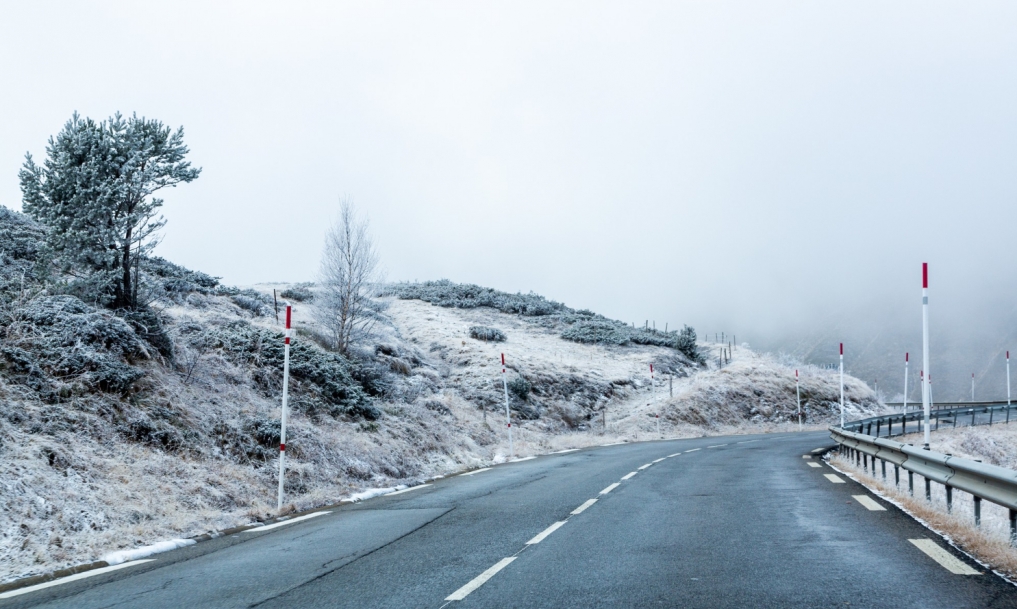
[{"left": 315, "top": 199, "right": 379, "bottom": 355}]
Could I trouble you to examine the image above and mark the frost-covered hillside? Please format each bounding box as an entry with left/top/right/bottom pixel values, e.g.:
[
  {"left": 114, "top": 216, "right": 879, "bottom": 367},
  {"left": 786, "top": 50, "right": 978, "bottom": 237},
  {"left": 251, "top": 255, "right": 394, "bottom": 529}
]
[{"left": 0, "top": 206, "right": 880, "bottom": 583}]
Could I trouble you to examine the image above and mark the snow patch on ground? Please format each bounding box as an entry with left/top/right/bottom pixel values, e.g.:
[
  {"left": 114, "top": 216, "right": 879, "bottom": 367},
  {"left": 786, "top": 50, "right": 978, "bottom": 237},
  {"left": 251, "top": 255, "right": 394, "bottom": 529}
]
[{"left": 102, "top": 539, "right": 196, "bottom": 566}]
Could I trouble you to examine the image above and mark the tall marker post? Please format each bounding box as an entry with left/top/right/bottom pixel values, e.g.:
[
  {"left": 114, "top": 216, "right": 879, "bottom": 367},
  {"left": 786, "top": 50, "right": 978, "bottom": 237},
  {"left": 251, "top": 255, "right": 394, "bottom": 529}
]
[
  {"left": 795, "top": 369, "right": 801, "bottom": 431},
  {"left": 972, "top": 373, "right": 975, "bottom": 402},
  {"left": 839, "top": 343, "right": 844, "bottom": 428},
  {"left": 277, "top": 305, "right": 292, "bottom": 511},
  {"left": 502, "top": 353, "right": 513, "bottom": 458},
  {"left": 922, "top": 262, "right": 931, "bottom": 450},
  {"left": 1007, "top": 351, "right": 1011, "bottom": 423},
  {"left": 903, "top": 353, "right": 909, "bottom": 414}
]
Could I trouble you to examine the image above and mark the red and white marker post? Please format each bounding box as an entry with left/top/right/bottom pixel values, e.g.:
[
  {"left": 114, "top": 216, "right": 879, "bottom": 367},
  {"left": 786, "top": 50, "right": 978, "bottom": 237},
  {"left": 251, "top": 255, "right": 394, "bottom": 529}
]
[
  {"left": 277, "top": 305, "right": 292, "bottom": 511},
  {"left": 795, "top": 369, "right": 801, "bottom": 431},
  {"left": 502, "top": 353, "right": 513, "bottom": 459},
  {"left": 650, "top": 364, "right": 660, "bottom": 435},
  {"left": 903, "top": 353, "right": 909, "bottom": 414},
  {"left": 922, "top": 263, "right": 931, "bottom": 449},
  {"left": 839, "top": 343, "right": 844, "bottom": 428}
]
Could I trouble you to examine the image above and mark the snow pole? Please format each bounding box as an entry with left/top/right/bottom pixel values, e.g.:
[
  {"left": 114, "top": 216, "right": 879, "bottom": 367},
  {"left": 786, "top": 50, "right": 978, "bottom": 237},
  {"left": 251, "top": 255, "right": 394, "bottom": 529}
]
[
  {"left": 972, "top": 373, "right": 975, "bottom": 402},
  {"left": 650, "top": 364, "right": 654, "bottom": 395},
  {"left": 922, "top": 263, "right": 930, "bottom": 450},
  {"left": 1007, "top": 351, "right": 1011, "bottom": 423},
  {"left": 796, "top": 369, "right": 801, "bottom": 431},
  {"left": 502, "top": 353, "right": 513, "bottom": 458},
  {"left": 839, "top": 343, "right": 845, "bottom": 428},
  {"left": 903, "top": 353, "right": 909, "bottom": 414},
  {"left": 277, "top": 305, "right": 292, "bottom": 511}
]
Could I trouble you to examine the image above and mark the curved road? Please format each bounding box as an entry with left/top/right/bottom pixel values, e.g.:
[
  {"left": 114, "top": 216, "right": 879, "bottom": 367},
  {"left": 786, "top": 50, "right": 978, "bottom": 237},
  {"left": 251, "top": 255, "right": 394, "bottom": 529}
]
[{"left": 4, "top": 431, "right": 1016, "bottom": 608}]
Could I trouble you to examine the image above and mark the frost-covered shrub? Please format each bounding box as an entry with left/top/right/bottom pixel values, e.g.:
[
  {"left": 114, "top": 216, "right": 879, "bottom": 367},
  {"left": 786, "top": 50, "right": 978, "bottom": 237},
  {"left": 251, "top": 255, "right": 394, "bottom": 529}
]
[
  {"left": 381, "top": 280, "right": 566, "bottom": 316},
  {"left": 0, "top": 206, "right": 49, "bottom": 302},
  {"left": 230, "top": 289, "right": 272, "bottom": 316},
  {"left": 280, "top": 284, "right": 314, "bottom": 302},
  {"left": 121, "top": 307, "right": 174, "bottom": 360},
  {"left": 0, "top": 295, "right": 149, "bottom": 397},
  {"left": 204, "top": 320, "right": 379, "bottom": 419},
  {"left": 143, "top": 256, "right": 219, "bottom": 298},
  {"left": 507, "top": 376, "right": 531, "bottom": 400},
  {"left": 561, "top": 320, "right": 630, "bottom": 345},
  {"left": 469, "top": 326, "right": 506, "bottom": 342}
]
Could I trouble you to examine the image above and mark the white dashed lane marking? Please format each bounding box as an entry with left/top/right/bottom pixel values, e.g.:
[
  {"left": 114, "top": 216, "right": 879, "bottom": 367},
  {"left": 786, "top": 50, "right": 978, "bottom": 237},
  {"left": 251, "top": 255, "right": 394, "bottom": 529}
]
[
  {"left": 243, "top": 511, "right": 330, "bottom": 533},
  {"left": 807, "top": 462, "right": 822, "bottom": 468},
  {"left": 458, "top": 468, "right": 491, "bottom": 477},
  {"left": 707, "top": 444, "right": 728, "bottom": 448},
  {"left": 621, "top": 472, "right": 638, "bottom": 480},
  {"left": 811, "top": 448, "right": 826, "bottom": 453},
  {"left": 909, "top": 539, "right": 980, "bottom": 575},
  {"left": 685, "top": 448, "right": 701, "bottom": 453},
  {"left": 667, "top": 453, "right": 682, "bottom": 458},
  {"left": 638, "top": 463, "right": 652, "bottom": 470},
  {"left": 571, "top": 499, "right": 597, "bottom": 515},
  {"left": 526, "top": 521, "right": 566, "bottom": 545},
  {"left": 445, "top": 557, "right": 517, "bottom": 601},
  {"left": 824, "top": 474, "right": 846, "bottom": 484},
  {"left": 652, "top": 457, "right": 666, "bottom": 463},
  {"left": 852, "top": 495, "right": 886, "bottom": 511},
  {"left": 600, "top": 483, "right": 621, "bottom": 495},
  {"left": 387, "top": 484, "right": 432, "bottom": 496}
]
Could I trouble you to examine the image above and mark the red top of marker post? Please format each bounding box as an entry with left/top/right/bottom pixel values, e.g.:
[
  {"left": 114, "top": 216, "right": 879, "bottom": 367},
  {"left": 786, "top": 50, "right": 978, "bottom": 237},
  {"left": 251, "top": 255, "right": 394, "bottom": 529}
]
[
  {"left": 795, "top": 369, "right": 798, "bottom": 378},
  {"left": 923, "top": 262, "right": 928, "bottom": 289},
  {"left": 650, "top": 364, "right": 653, "bottom": 373},
  {"left": 840, "top": 343, "right": 843, "bottom": 355},
  {"left": 501, "top": 353, "right": 505, "bottom": 366},
  {"left": 906, "top": 352, "right": 909, "bottom": 362},
  {"left": 284, "top": 305, "right": 292, "bottom": 344}
]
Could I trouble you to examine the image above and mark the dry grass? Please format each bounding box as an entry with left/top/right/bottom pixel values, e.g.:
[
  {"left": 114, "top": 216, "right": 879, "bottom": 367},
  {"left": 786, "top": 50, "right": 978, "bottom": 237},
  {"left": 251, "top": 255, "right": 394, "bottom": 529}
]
[{"left": 830, "top": 453, "right": 1017, "bottom": 581}]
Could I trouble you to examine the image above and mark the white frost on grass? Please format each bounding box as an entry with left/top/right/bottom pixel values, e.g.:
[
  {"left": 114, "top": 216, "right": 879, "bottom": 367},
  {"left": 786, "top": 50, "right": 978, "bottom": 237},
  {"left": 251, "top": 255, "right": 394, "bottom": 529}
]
[{"left": 102, "top": 539, "right": 196, "bottom": 566}]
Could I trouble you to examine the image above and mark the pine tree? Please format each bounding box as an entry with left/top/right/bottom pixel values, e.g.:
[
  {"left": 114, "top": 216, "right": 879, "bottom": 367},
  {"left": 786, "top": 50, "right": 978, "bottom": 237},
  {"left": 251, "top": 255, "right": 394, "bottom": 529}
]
[
  {"left": 19, "top": 112, "right": 200, "bottom": 309},
  {"left": 676, "top": 324, "right": 704, "bottom": 365}
]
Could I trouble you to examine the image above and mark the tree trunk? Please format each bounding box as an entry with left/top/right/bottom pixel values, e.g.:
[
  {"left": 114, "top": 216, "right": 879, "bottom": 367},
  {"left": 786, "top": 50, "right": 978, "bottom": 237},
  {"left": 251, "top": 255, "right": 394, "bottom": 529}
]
[{"left": 121, "top": 226, "right": 133, "bottom": 309}]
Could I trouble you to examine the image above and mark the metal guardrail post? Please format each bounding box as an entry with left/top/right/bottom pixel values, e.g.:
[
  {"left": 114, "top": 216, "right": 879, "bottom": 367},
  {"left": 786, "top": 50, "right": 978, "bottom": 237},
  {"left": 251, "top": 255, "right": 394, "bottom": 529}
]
[
  {"left": 894, "top": 464, "right": 899, "bottom": 487},
  {"left": 990, "top": 407, "right": 994, "bottom": 426},
  {"left": 908, "top": 471, "right": 914, "bottom": 496},
  {"left": 1011, "top": 509, "right": 1017, "bottom": 545},
  {"left": 881, "top": 459, "right": 886, "bottom": 480},
  {"left": 925, "top": 478, "right": 931, "bottom": 501},
  {"left": 974, "top": 496, "right": 981, "bottom": 526},
  {"left": 945, "top": 485, "right": 953, "bottom": 513}
]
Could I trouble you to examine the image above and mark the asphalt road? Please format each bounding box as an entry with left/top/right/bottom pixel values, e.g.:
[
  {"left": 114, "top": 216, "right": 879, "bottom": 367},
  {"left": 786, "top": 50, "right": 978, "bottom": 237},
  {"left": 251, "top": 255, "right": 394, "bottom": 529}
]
[{"left": 4, "top": 431, "right": 1017, "bottom": 608}]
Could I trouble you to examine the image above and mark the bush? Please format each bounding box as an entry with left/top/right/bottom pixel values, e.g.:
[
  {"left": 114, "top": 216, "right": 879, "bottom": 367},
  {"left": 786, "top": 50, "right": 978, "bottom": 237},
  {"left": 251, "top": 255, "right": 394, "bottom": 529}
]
[
  {"left": 507, "top": 376, "right": 531, "bottom": 400},
  {"left": 280, "top": 284, "right": 314, "bottom": 302},
  {"left": 469, "top": 326, "right": 506, "bottom": 342},
  {"left": 560, "top": 320, "right": 630, "bottom": 345},
  {"left": 230, "top": 289, "right": 273, "bottom": 316},
  {"left": 675, "top": 324, "right": 704, "bottom": 364},
  {"left": 0, "top": 295, "right": 149, "bottom": 397},
  {"left": 204, "top": 320, "right": 379, "bottom": 420}
]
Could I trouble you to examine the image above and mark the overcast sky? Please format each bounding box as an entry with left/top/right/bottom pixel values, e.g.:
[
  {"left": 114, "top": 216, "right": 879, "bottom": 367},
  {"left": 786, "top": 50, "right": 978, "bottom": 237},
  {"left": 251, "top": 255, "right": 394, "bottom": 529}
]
[{"left": 2, "top": 2, "right": 1016, "bottom": 396}]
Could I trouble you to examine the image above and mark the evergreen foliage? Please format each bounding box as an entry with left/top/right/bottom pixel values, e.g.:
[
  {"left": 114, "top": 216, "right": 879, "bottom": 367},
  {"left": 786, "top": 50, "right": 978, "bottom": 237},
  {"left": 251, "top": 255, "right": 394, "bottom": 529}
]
[
  {"left": 280, "top": 284, "right": 314, "bottom": 302},
  {"left": 675, "top": 324, "right": 704, "bottom": 364},
  {"left": 19, "top": 113, "right": 201, "bottom": 309}
]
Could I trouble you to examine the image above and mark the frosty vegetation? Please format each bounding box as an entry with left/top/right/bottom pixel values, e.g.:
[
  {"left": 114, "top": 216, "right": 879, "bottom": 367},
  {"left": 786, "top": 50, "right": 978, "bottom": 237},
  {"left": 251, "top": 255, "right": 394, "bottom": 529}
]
[
  {"left": 381, "top": 280, "right": 705, "bottom": 362},
  {"left": 0, "top": 201, "right": 880, "bottom": 581}
]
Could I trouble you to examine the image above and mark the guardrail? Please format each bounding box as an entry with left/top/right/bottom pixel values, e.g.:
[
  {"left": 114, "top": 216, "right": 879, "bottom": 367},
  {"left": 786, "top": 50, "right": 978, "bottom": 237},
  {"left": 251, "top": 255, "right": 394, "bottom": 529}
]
[
  {"left": 829, "top": 402, "right": 1017, "bottom": 542},
  {"left": 842, "top": 402, "right": 1015, "bottom": 438}
]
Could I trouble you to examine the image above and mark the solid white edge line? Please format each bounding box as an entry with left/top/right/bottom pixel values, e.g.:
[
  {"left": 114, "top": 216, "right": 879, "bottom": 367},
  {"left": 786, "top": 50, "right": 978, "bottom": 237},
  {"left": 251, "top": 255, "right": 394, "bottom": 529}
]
[
  {"left": 571, "top": 498, "right": 598, "bottom": 514},
  {"left": 458, "top": 468, "right": 492, "bottom": 477},
  {"left": 445, "top": 557, "right": 517, "bottom": 601},
  {"left": 823, "top": 474, "right": 846, "bottom": 483},
  {"left": 243, "top": 511, "right": 330, "bottom": 533},
  {"left": 553, "top": 449, "right": 579, "bottom": 454},
  {"left": 387, "top": 484, "right": 432, "bottom": 496},
  {"left": 0, "top": 560, "right": 156, "bottom": 599},
  {"left": 685, "top": 448, "right": 700, "bottom": 453},
  {"left": 637, "top": 463, "right": 652, "bottom": 470},
  {"left": 909, "top": 539, "right": 980, "bottom": 575},
  {"left": 852, "top": 495, "right": 886, "bottom": 511},
  {"left": 509, "top": 456, "right": 536, "bottom": 463},
  {"left": 807, "top": 462, "right": 822, "bottom": 468},
  {"left": 621, "top": 472, "right": 637, "bottom": 480},
  {"left": 526, "top": 521, "right": 566, "bottom": 544},
  {"left": 812, "top": 448, "right": 826, "bottom": 453},
  {"left": 600, "top": 482, "right": 621, "bottom": 495}
]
